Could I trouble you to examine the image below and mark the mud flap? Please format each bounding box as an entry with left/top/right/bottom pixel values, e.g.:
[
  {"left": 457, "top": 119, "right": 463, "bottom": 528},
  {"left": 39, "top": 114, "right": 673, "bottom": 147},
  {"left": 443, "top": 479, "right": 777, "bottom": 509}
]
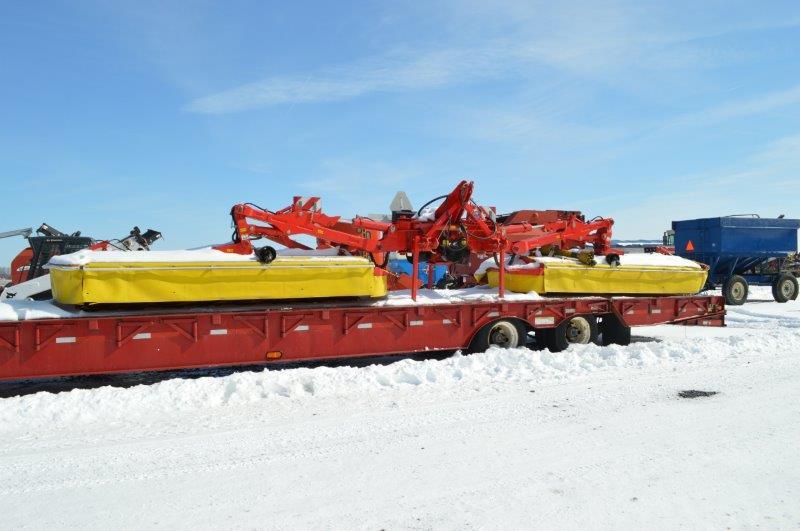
[{"left": 600, "top": 313, "right": 631, "bottom": 346}]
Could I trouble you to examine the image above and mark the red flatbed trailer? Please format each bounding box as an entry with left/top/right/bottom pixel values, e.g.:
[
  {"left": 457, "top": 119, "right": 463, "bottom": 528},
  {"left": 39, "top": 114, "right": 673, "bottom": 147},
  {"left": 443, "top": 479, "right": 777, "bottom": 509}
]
[{"left": 0, "top": 293, "right": 725, "bottom": 381}]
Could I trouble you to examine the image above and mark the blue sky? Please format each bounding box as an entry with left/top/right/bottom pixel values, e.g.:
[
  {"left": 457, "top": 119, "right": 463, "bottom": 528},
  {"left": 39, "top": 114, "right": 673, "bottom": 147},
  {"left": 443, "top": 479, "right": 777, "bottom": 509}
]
[{"left": 2, "top": 1, "right": 800, "bottom": 263}]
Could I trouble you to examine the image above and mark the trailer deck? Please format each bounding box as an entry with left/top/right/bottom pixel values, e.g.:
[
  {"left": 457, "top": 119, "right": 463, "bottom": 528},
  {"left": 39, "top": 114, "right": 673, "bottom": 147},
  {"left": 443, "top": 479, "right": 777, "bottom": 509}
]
[{"left": 0, "top": 289, "right": 725, "bottom": 381}]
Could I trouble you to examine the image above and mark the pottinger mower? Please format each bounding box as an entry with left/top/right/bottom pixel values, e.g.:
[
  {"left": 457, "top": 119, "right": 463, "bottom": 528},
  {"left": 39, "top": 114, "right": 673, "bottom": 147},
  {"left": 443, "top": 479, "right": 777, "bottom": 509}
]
[{"left": 214, "top": 180, "right": 615, "bottom": 299}]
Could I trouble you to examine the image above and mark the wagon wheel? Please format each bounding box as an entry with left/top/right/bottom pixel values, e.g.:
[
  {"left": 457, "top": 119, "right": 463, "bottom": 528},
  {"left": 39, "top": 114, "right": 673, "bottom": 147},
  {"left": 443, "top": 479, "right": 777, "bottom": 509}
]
[
  {"left": 772, "top": 273, "right": 798, "bottom": 303},
  {"left": 722, "top": 275, "right": 748, "bottom": 305}
]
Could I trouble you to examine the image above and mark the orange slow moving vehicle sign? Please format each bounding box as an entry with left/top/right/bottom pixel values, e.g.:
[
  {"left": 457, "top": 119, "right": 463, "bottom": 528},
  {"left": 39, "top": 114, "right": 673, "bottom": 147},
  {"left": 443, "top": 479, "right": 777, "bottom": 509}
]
[{"left": 685, "top": 240, "right": 695, "bottom": 252}]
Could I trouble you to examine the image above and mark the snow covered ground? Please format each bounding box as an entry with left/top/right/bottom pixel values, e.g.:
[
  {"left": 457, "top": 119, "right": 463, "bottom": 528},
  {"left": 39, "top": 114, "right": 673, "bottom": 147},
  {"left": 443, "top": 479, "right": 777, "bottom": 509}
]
[{"left": 0, "top": 286, "right": 798, "bottom": 528}]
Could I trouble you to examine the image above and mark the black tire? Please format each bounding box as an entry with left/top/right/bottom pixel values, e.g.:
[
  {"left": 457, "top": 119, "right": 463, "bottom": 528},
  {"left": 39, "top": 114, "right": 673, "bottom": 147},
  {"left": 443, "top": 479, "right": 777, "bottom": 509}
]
[
  {"left": 722, "top": 275, "right": 748, "bottom": 306},
  {"left": 772, "top": 273, "right": 798, "bottom": 303},
  {"left": 542, "top": 315, "right": 600, "bottom": 352},
  {"left": 600, "top": 313, "right": 631, "bottom": 347},
  {"left": 468, "top": 319, "right": 527, "bottom": 353},
  {"left": 255, "top": 246, "right": 277, "bottom": 264}
]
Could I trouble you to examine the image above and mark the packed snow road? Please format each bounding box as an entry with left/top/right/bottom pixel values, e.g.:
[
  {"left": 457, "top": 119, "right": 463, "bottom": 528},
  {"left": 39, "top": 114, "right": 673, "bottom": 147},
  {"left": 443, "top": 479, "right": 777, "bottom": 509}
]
[{"left": 0, "top": 287, "right": 798, "bottom": 529}]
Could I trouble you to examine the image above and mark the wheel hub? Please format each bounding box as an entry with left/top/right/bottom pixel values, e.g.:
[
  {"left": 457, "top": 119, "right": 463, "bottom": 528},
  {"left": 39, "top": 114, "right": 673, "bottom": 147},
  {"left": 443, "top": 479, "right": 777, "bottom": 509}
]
[
  {"left": 490, "top": 330, "right": 509, "bottom": 344},
  {"left": 565, "top": 317, "right": 591, "bottom": 344},
  {"left": 488, "top": 322, "right": 518, "bottom": 348},
  {"left": 731, "top": 283, "right": 744, "bottom": 299},
  {"left": 782, "top": 281, "right": 796, "bottom": 298}
]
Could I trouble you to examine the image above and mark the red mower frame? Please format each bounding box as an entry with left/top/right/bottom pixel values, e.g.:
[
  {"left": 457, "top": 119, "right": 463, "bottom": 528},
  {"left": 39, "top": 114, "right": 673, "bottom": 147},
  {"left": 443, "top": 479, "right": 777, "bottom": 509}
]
[{"left": 213, "top": 181, "right": 615, "bottom": 300}]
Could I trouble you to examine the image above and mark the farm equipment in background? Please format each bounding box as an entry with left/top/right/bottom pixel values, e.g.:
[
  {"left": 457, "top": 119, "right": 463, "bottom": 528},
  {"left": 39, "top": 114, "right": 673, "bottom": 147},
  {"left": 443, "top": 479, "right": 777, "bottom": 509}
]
[
  {"left": 1, "top": 224, "right": 162, "bottom": 300},
  {"left": 643, "top": 230, "right": 675, "bottom": 255},
  {"left": 784, "top": 252, "right": 800, "bottom": 275},
  {"left": 673, "top": 215, "right": 800, "bottom": 305},
  {"left": 0, "top": 228, "right": 34, "bottom": 241},
  {"left": 213, "top": 180, "right": 615, "bottom": 299}
]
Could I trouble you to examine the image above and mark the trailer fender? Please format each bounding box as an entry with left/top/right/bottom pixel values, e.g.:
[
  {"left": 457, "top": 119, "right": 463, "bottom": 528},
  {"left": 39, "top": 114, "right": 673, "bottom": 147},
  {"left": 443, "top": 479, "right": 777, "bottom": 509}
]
[{"left": 599, "top": 313, "right": 631, "bottom": 346}]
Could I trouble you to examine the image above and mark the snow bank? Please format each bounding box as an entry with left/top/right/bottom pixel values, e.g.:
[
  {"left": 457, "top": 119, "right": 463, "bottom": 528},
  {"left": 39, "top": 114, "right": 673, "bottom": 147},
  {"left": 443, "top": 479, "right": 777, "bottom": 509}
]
[
  {"left": 416, "top": 206, "right": 435, "bottom": 221},
  {"left": 277, "top": 247, "right": 345, "bottom": 257},
  {"left": 48, "top": 246, "right": 355, "bottom": 266},
  {"left": 48, "top": 248, "right": 254, "bottom": 266},
  {"left": 601, "top": 253, "right": 701, "bottom": 268},
  {"left": 0, "top": 285, "right": 539, "bottom": 322},
  {"left": 374, "top": 285, "right": 542, "bottom": 306},
  {"left": 0, "top": 299, "right": 82, "bottom": 322},
  {"left": 475, "top": 252, "right": 702, "bottom": 278},
  {"left": 1, "top": 328, "right": 794, "bottom": 430},
  {"left": 474, "top": 255, "right": 540, "bottom": 278}
]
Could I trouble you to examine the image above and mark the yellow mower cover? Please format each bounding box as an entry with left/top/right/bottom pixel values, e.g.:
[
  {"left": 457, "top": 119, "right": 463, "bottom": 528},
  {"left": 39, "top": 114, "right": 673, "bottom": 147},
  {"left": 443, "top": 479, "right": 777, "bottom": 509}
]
[
  {"left": 483, "top": 254, "right": 707, "bottom": 296},
  {"left": 49, "top": 250, "right": 387, "bottom": 305}
]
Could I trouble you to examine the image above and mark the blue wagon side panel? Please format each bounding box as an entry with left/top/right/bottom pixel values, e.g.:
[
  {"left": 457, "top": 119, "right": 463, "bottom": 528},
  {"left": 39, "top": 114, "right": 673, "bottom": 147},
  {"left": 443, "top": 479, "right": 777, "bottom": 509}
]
[
  {"left": 672, "top": 217, "right": 800, "bottom": 284},
  {"left": 673, "top": 217, "right": 800, "bottom": 257}
]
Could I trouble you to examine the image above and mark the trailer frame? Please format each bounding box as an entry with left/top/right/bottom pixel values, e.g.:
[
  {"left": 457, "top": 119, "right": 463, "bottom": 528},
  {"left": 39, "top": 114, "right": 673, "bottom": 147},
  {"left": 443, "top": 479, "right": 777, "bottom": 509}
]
[{"left": 0, "top": 293, "right": 725, "bottom": 381}]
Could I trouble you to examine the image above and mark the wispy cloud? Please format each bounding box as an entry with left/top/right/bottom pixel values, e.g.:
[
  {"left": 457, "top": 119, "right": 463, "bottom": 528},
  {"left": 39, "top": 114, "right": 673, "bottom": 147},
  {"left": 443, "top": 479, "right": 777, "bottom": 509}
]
[
  {"left": 185, "top": 44, "right": 522, "bottom": 114},
  {"left": 185, "top": 1, "right": 800, "bottom": 115},
  {"left": 752, "top": 133, "right": 800, "bottom": 166},
  {"left": 295, "top": 157, "right": 425, "bottom": 214},
  {"left": 183, "top": 32, "right": 724, "bottom": 115},
  {"left": 611, "top": 131, "right": 800, "bottom": 237},
  {"left": 670, "top": 84, "right": 800, "bottom": 128},
  {"left": 669, "top": 133, "right": 800, "bottom": 187}
]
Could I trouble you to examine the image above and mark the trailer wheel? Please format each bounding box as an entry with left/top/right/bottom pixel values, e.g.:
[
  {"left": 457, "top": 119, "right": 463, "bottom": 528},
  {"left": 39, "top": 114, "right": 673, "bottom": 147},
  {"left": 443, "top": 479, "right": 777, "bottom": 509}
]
[
  {"left": 541, "top": 316, "right": 600, "bottom": 352},
  {"left": 600, "top": 314, "right": 631, "bottom": 347},
  {"left": 772, "top": 273, "right": 798, "bottom": 303},
  {"left": 468, "top": 319, "right": 527, "bottom": 352},
  {"left": 722, "top": 275, "right": 748, "bottom": 306}
]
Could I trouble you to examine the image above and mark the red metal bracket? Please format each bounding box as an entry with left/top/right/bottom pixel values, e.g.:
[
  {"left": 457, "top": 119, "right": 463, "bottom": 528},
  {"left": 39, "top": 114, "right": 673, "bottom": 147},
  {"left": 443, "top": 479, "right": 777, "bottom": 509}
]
[
  {"left": 381, "top": 312, "right": 409, "bottom": 331},
  {"left": 164, "top": 319, "right": 199, "bottom": 343},
  {"left": 116, "top": 321, "right": 155, "bottom": 348},
  {"left": 34, "top": 324, "right": 66, "bottom": 352},
  {"left": 233, "top": 315, "right": 269, "bottom": 339},
  {"left": 431, "top": 307, "right": 462, "bottom": 328},
  {"left": 280, "top": 313, "right": 314, "bottom": 337},
  {"left": 471, "top": 306, "right": 504, "bottom": 326},
  {"left": 0, "top": 326, "right": 20, "bottom": 353}
]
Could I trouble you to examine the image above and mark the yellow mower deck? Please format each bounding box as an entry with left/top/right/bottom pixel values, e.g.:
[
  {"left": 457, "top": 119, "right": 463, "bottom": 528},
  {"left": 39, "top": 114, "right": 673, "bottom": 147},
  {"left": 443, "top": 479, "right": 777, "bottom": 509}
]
[
  {"left": 50, "top": 256, "right": 387, "bottom": 305},
  {"left": 486, "top": 259, "right": 707, "bottom": 296}
]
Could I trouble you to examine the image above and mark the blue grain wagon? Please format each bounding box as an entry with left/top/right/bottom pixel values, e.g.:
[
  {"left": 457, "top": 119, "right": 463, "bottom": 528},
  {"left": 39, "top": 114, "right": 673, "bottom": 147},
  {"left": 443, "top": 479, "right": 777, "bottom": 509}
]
[{"left": 672, "top": 216, "right": 800, "bottom": 305}]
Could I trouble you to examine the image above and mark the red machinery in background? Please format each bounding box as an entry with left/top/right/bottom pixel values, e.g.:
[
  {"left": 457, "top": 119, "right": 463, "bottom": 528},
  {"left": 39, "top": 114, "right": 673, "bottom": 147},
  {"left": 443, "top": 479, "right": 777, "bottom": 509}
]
[
  {"left": 214, "top": 181, "right": 615, "bottom": 299},
  {"left": 1, "top": 224, "right": 162, "bottom": 300}
]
